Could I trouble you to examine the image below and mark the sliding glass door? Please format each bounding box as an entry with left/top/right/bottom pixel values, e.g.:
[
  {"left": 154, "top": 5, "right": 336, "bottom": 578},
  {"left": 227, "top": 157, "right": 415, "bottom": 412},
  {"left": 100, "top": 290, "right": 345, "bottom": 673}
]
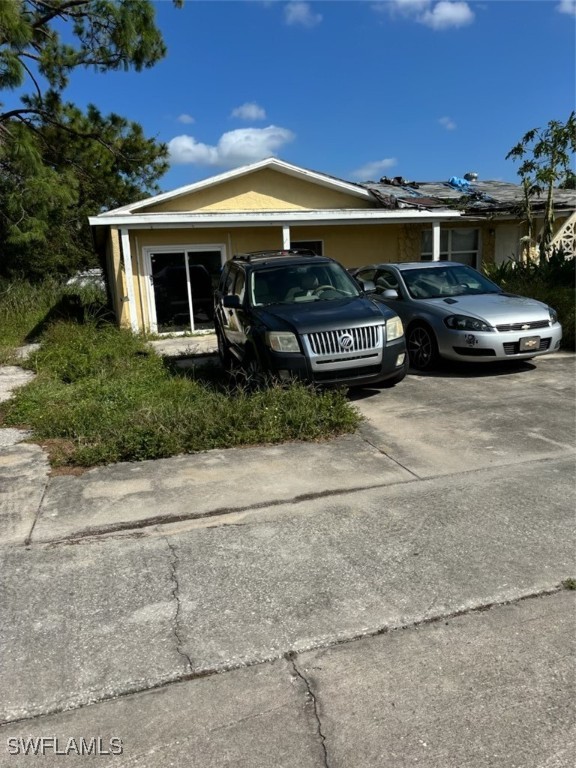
[{"left": 149, "top": 248, "right": 223, "bottom": 334}]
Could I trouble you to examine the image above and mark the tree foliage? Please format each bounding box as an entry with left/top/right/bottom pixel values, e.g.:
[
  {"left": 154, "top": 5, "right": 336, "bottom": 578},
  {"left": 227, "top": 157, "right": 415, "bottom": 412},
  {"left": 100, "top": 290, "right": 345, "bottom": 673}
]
[
  {"left": 506, "top": 112, "right": 576, "bottom": 257},
  {"left": 0, "top": 1, "right": 181, "bottom": 279}
]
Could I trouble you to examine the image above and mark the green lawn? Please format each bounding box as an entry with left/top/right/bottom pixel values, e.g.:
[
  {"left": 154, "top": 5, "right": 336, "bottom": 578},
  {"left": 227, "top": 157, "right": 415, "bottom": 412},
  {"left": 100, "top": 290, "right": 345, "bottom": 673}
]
[{"left": 1, "top": 316, "right": 361, "bottom": 468}]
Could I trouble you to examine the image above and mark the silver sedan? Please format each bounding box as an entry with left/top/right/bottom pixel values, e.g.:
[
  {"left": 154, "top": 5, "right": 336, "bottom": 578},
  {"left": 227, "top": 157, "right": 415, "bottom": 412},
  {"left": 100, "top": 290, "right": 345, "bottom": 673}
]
[{"left": 351, "top": 261, "right": 563, "bottom": 370}]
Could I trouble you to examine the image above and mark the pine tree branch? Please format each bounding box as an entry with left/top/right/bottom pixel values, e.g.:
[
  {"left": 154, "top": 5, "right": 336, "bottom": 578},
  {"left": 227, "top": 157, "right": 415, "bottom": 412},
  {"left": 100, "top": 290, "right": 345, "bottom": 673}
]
[
  {"left": 19, "top": 58, "right": 43, "bottom": 100},
  {"left": 30, "top": 0, "right": 91, "bottom": 30}
]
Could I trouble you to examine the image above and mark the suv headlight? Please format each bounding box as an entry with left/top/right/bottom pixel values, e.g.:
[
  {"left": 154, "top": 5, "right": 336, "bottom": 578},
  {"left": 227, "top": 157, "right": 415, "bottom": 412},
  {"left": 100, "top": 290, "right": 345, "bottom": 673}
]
[
  {"left": 386, "top": 316, "right": 404, "bottom": 341},
  {"left": 444, "top": 314, "right": 494, "bottom": 332},
  {"left": 266, "top": 331, "right": 300, "bottom": 352},
  {"left": 548, "top": 307, "right": 558, "bottom": 324}
]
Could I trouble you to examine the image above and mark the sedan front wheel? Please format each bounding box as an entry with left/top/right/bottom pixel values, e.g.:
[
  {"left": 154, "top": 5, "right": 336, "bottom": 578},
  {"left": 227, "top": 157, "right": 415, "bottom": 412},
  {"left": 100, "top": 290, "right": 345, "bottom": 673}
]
[{"left": 407, "top": 323, "right": 439, "bottom": 371}]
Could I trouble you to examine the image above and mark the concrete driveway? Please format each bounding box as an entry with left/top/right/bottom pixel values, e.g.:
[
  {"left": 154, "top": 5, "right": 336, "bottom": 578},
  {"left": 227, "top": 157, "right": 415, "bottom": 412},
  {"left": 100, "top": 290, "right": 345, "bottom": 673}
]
[{"left": 0, "top": 351, "right": 574, "bottom": 766}]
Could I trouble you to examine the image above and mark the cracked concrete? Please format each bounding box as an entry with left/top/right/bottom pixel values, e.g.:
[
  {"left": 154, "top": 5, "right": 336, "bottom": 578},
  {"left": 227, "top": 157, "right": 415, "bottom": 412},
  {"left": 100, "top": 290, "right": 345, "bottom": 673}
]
[
  {"left": 0, "top": 537, "right": 189, "bottom": 723},
  {"left": 296, "top": 589, "right": 576, "bottom": 768},
  {"left": 0, "top": 591, "right": 573, "bottom": 766},
  {"left": 164, "top": 538, "right": 194, "bottom": 672},
  {"left": 0, "top": 352, "right": 574, "bottom": 764},
  {"left": 289, "top": 655, "right": 331, "bottom": 768},
  {"left": 30, "top": 435, "right": 415, "bottom": 544}
]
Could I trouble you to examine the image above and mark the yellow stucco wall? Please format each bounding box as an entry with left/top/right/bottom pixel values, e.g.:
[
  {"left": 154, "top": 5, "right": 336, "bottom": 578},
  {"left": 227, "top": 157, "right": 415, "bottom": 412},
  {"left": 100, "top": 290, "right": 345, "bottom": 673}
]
[
  {"left": 120, "top": 225, "right": 420, "bottom": 330},
  {"left": 142, "top": 169, "right": 374, "bottom": 213},
  {"left": 288, "top": 225, "right": 406, "bottom": 265},
  {"left": 109, "top": 221, "right": 500, "bottom": 331},
  {"left": 128, "top": 225, "right": 413, "bottom": 271}
]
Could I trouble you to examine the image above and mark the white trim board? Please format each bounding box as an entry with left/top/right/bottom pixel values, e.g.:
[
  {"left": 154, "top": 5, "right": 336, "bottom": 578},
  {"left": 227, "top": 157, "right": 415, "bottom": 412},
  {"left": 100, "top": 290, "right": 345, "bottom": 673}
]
[{"left": 91, "top": 208, "right": 459, "bottom": 228}]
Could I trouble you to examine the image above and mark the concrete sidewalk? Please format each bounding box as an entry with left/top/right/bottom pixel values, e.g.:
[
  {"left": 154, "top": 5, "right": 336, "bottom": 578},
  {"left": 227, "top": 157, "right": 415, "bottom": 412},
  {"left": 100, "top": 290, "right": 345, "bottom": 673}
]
[
  {"left": 0, "top": 353, "right": 574, "bottom": 766},
  {"left": 1, "top": 591, "right": 574, "bottom": 766}
]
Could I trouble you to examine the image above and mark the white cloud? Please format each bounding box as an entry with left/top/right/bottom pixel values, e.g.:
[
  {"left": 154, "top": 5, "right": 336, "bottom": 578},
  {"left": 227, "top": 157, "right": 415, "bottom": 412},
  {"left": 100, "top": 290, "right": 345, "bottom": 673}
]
[
  {"left": 284, "top": 2, "right": 322, "bottom": 28},
  {"left": 177, "top": 114, "right": 195, "bottom": 125},
  {"left": 384, "top": 0, "right": 431, "bottom": 14},
  {"left": 168, "top": 126, "right": 295, "bottom": 168},
  {"left": 350, "top": 158, "right": 397, "bottom": 180},
  {"left": 375, "top": 1, "right": 475, "bottom": 29},
  {"left": 557, "top": 0, "right": 576, "bottom": 16},
  {"left": 419, "top": 2, "right": 475, "bottom": 30},
  {"left": 231, "top": 102, "right": 267, "bottom": 121},
  {"left": 438, "top": 115, "right": 457, "bottom": 130}
]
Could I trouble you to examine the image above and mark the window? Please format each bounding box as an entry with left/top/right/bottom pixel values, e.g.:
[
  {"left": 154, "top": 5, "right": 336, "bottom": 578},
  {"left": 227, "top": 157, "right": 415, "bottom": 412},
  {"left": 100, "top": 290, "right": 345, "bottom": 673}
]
[
  {"left": 375, "top": 270, "right": 400, "bottom": 292},
  {"left": 221, "top": 264, "right": 237, "bottom": 296},
  {"left": 421, "top": 228, "right": 479, "bottom": 267},
  {"left": 290, "top": 240, "right": 323, "bottom": 255},
  {"left": 234, "top": 270, "right": 246, "bottom": 302}
]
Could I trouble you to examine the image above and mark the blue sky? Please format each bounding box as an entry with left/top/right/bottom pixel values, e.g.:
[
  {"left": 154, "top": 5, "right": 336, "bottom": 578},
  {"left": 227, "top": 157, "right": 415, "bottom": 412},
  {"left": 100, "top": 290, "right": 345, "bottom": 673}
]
[{"left": 38, "top": 1, "right": 576, "bottom": 191}]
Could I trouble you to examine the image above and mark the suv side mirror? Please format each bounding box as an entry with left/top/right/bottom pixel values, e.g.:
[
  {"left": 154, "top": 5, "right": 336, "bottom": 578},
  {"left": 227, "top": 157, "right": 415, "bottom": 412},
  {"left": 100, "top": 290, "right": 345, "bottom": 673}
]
[{"left": 222, "top": 294, "right": 241, "bottom": 309}]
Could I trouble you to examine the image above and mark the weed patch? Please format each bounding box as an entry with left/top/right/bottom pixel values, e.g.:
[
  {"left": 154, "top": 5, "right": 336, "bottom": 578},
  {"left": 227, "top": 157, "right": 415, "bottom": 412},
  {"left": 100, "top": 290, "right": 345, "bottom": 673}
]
[
  {"left": 0, "top": 278, "right": 109, "bottom": 361},
  {"left": 1, "top": 320, "right": 361, "bottom": 467}
]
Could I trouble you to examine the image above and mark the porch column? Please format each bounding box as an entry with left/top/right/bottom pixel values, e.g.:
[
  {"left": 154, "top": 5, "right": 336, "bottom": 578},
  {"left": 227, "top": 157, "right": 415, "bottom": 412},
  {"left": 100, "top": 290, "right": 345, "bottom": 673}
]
[
  {"left": 282, "top": 225, "right": 291, "bottom": 249},
  {"left": 120, "top": 228, "right": 139, "bottom": 333},
  {"left": 432, "top": 221, "right": 441, "bottom": 261}
]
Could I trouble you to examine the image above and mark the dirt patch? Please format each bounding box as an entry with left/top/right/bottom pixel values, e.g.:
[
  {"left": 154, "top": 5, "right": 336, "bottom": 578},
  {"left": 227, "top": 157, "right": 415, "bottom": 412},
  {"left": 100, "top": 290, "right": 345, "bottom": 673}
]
[{"left": 39, "top": 439, "right": 90, "bottom": 476}]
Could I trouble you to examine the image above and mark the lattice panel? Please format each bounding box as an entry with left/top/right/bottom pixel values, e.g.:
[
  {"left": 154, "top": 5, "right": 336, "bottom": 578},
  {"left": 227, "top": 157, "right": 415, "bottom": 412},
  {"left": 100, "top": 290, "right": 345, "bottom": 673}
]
[{"left": 549, "top": 212, "right": 576, "bottom": 256}]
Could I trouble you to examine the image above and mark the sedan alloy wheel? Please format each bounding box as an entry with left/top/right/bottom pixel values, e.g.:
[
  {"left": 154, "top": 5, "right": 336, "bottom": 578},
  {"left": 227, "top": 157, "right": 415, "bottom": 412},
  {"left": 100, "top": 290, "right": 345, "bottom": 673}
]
[{"left": 408, "top": 324, "right": 439, "bottom": 371}]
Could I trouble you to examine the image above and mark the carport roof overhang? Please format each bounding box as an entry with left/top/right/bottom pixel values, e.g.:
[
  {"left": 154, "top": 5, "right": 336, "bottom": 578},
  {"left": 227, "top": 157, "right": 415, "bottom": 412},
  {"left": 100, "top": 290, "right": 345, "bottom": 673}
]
[{"left": 89, "top": 208, "right": 460, "bottom": 229}]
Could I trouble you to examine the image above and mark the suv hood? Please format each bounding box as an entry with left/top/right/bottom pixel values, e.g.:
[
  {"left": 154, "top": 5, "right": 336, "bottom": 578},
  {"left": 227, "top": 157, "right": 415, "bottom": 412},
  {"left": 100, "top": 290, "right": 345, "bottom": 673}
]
[{"left": 255, "top": 296, "right": 394, "bottom": 334}]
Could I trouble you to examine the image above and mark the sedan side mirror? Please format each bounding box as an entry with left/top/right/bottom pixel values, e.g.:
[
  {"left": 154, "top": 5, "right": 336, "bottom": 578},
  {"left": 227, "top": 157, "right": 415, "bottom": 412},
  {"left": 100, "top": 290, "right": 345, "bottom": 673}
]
[{"left": 381, "top": 289, "right": 399, "bottom": 299}]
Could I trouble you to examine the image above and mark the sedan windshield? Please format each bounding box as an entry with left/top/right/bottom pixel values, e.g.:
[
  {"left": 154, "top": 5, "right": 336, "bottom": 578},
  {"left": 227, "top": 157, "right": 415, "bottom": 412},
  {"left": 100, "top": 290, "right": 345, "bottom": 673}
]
[
  {"left": 251, "top": 262, "right": 361, "bottom": 306},
  {"left": 402, "top": 265, "right": 502, "bottom": 300}
]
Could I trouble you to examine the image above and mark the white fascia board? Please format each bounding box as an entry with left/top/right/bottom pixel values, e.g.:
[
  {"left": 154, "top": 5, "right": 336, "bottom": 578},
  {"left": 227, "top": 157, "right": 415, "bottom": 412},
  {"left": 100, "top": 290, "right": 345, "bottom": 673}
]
[
  {"left": 90, "top": 208, "right": 460, "bottom": 227},
  {"left": 98, "top": 158, "right": 372, "bottom": 216}
]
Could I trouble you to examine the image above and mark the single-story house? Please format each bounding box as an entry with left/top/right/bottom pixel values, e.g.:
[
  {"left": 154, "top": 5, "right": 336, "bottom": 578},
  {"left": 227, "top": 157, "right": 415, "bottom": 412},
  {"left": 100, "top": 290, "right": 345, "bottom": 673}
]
[{"left": 89, "top": 158, "right": 576, "bottom": 335}]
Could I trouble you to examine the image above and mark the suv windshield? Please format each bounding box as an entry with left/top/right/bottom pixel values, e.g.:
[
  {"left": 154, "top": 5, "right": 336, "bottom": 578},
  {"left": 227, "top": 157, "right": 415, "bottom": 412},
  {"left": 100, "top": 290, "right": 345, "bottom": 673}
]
[
  {"left": 251, "top": 262, "right": 361, "bottom": 306},
  {"left": 402, "top": 265, "right": 502, "bottom": 300}
]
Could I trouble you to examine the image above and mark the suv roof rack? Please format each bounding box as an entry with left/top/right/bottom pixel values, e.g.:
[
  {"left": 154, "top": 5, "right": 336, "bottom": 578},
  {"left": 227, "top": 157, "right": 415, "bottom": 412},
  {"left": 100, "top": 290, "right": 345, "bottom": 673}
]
[{"left": 232, "top": 249, "right": 318, "bottom": 263}]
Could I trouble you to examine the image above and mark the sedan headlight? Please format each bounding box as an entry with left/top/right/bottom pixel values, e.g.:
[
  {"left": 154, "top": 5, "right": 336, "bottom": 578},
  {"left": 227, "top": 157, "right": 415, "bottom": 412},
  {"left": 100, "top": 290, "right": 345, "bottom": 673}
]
[
  {"left": 386, "top": 315, "right": 404, "bottom": 341},
  {"left": 444, "top": 314, "right": 494, "bottom": 332},
  {"left": 266, "top": 331, "right": 300, "bottom": 352},
  {"left": 548, "top": 307, "right": 558, "bottom": 324}
]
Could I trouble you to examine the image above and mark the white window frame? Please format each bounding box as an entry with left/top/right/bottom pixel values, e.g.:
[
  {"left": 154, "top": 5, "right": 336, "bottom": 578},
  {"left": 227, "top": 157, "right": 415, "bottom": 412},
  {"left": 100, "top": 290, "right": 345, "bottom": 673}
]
[
  {"left": 421, "top": 227, "right": 480, "bottom": 268},
  {"left": 143, "top": 243, "right": 227, "bottom": 334}
]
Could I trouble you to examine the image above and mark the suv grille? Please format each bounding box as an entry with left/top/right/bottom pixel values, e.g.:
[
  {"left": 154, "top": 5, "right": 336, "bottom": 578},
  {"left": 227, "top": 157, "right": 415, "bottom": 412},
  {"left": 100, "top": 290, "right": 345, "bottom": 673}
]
[
  {"left": 496, "top": 320, "right": 549, "bottom": 332},
  {"left": 306, "top": 325, "right": 382, "bottom": 356}
]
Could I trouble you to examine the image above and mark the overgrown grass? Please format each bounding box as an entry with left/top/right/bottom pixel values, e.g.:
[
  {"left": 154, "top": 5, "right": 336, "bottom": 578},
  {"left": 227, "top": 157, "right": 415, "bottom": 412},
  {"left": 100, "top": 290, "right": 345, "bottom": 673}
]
[
  {"left": 483, "top": 250, "right": 575, "bottom": 351},
  {"left": 1, "top": 320, "right": 361, "bottom": 468},
  {"left": 0, "top": 278, "right": 108, "bottom": 361}
]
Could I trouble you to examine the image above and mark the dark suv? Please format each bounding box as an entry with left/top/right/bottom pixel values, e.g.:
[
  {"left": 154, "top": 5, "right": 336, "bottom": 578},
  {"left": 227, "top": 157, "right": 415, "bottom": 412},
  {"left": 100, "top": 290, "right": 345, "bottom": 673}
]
[{"left": 214, "top": 250, "right": 407, "bottom": 387}]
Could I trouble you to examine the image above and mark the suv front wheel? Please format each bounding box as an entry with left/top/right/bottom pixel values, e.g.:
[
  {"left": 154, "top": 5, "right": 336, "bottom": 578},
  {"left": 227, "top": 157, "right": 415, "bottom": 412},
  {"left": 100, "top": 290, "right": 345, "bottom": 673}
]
[{"left": 217, "top": 328, "right": 233, "bottom": 369}]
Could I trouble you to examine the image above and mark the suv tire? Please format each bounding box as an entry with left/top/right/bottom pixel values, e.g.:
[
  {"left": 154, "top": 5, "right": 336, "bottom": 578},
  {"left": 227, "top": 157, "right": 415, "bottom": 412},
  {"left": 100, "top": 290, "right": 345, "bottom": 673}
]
[{"left": 217, "top": 328, "right": 233, "bottom": 369}]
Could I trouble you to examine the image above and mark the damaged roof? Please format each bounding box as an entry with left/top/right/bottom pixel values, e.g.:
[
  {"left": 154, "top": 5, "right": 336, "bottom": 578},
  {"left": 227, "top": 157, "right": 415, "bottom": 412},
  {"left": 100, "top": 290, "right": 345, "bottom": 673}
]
[{"left": 360, "top": 176, "right": 576, "bottom": 215}]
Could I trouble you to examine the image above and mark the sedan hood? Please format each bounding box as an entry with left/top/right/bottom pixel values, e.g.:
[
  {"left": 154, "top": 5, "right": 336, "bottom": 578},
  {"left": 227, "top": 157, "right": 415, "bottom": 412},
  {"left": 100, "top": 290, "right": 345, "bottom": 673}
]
[
  {"left": 427, "top": 292, "right": 552, "bottom": 325},
  {"left": 255, "top": 297, "right": 392, "bottom": 334}
]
